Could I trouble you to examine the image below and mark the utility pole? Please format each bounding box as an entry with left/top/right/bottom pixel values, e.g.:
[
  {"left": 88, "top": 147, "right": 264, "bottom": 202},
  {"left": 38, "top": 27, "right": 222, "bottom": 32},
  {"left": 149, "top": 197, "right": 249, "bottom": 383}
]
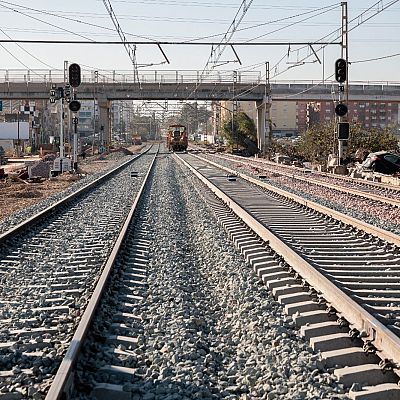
[
  {"left": 265, "top": 61, "right": 272, "bottom": 156},
  {"left": 232, "top": 71, "right": 238, "bottom": 153}
]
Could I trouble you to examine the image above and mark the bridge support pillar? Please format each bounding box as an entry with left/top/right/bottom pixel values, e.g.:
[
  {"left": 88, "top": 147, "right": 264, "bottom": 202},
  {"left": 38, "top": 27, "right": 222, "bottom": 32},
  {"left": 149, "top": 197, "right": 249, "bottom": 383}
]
[
  {"left": 98, "top": 98, "right": 111, "bottom": 147},
  {"left": 256, "top": 99, "right": 266, "bottom": 156},
  {"left": 256, "top": 97, "right": 271, "bottom": 157}
]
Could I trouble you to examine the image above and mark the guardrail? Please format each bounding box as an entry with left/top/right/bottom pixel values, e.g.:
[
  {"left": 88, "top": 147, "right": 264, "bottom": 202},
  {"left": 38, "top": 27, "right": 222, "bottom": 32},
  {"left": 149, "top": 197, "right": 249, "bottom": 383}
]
[
  {"left": 2, "top": 70, "right": 400, "bottom": 95},
  {"left": 0, "top": 69, "right": 263, "bottom": 85}
]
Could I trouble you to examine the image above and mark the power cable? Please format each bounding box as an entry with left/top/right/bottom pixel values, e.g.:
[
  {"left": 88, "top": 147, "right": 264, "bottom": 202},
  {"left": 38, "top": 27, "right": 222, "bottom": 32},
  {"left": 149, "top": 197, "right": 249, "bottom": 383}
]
[
  {"left": 289, "top": 0, "right": 400, "bottom": 62},
  {"left": 350, "top": 52, "right": 400, "bottom": 64},
  {"left": 0, "top": 42, "right": 34, "bottom": 71},
  {"left": 185, "top": 0, "right": 254, "bottom": 101},
  {"left": 257, "top": 0, "right": 400, "bottom": 92},
  {"left": 0, "top": 28, "right": 55, "bottom": 69},
  {"left": 103, "top": 0, "right": 139, "bottom": 80},
  {"left": 183, "top": 4, "right": 339, "bottom": 43},
  {"left": 0, "top": 1, "right": 156, "bottom": 42},
  {"left": 0, "top": 2, "right": 96, "bottom": 42},
  {"left": 243, "top": 4, "right": 339, "bottom": 43}
]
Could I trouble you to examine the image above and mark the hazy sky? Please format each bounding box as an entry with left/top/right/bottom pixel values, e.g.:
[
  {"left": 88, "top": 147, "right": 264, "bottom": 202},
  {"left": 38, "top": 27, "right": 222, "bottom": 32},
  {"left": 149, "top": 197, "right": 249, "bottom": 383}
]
[{"left": 0, "top": 0, "right": 398, "bottom": 83}]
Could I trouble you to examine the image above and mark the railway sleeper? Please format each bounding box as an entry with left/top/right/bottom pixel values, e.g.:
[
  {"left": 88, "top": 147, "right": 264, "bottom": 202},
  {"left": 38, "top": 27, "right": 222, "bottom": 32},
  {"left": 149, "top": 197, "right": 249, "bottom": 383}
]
[
  {"left": 349, "top": 383, "right": 400, "bottom": 400},
  {"left": 202, "top": 182, "right": 400, "bottom": 400}
]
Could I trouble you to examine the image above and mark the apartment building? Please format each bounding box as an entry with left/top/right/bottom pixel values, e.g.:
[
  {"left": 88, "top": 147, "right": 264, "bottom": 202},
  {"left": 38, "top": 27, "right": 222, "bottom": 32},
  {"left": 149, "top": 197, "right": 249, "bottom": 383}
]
[{"left": 214, "top": 99, "right": 400, "bottom": 139}]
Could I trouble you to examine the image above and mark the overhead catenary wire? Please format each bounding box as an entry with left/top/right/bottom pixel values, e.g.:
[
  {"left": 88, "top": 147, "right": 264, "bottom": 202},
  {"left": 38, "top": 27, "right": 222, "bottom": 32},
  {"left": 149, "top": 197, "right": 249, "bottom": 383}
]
[
  {"left": 0, "top": 42, "right": 43, "bottom": 73},
  {"left": 0, "top": 0, "right": 157, "bottom": 42},
  {"left": 184, "top": 0, "right": 254, "bottom": 101},
  {"left": 350, "top": 52, "right": 400, "bottom": 64},
  {"left": 286, "top": 0, "right": 400, "bottom": 67},
  {"left": 243, "top": 4, "right": 339, "bottom": 43},
  {"left": 182, "top": 4, "right": 339, "bottom": 43},
  {"left": 0, "top": 28, "right": 55, "bottom": 69},
  {"left": 239, "top": 0, "right": 400, "bottom": 100},
  {"left": 231, "top": 0, "right": 400, "bottom": 102},
  {"left": 103, "top": 0, "right": 140, "bottom": 82},
  {"left": 0, "top": 2, "right": 96, "bottom": 42},
  {"left": 0, "top": 2, "right": 341, "bottom": 44}
]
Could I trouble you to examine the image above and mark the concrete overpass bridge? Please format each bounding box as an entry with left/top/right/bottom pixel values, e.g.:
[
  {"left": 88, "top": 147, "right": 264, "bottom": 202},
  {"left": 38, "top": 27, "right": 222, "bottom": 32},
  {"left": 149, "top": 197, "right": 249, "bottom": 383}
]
[
  {"left": 1, "top": 69, "right": 399, "bottom": 101},
  {"left": 1, "top": 68, "right": 400, "bottom": 146},
  {"left": 0, "top": 69, "right": 266, "bottom": 101},
  {"left": 0, "top": 69, "right": 269, "bottom": 145}
]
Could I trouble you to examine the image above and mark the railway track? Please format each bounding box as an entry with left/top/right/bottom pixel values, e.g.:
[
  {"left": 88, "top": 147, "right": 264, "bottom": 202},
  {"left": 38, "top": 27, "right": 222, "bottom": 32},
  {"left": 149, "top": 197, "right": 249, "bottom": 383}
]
[
  {"left": 176, "top": 153, "right": 400, "bottom": 399},
  {"left": 0, "top": 145, "right": 158, "bottom": 399},
  {"left": 45, "top": 151, "right": 350, "bottom": 400},
  {"left": 3, "top": 148, "right": 400, "bottom": 399},
  {"left": 199, "top": 153, "right": 400, "bottom": 236},
  {"left": 216, "top": 153, "right": 400, "bottom": 205}
]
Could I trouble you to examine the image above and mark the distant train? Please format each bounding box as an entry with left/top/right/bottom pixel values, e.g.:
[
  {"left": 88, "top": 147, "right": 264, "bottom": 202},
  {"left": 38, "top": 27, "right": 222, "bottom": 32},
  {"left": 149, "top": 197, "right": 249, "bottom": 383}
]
[{"left": 167, "top": 125, "right": 188, "bottom": 152}]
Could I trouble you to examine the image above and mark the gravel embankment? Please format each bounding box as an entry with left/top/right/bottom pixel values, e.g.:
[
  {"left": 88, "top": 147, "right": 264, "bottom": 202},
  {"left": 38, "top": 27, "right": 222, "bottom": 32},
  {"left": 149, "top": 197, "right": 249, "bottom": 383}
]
[
  {"left": 74, "top": 154, "right": 349, "bottom": 400},
  {"left": 202, "top": 154, "right": 400, "bottom": 235}
]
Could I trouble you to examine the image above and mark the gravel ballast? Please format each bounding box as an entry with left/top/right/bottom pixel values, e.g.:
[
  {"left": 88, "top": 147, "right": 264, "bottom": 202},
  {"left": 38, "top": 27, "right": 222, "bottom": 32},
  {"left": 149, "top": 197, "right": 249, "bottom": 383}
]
[
  {"left": 0, "top": 149, "right": 147, "bottom": 234},
  {"left": 74, "top": 154, "right": 349, "bottom": 400},
  {"left": 0, "top": 152, "right": 155, "bottom": 398}
]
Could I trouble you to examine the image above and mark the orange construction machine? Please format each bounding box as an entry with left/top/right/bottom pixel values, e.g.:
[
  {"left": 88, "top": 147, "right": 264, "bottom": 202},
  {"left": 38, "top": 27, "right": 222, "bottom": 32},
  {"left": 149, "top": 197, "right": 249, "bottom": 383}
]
[{"left": 167, "top": 125, "right": 188, "bottom": 152}]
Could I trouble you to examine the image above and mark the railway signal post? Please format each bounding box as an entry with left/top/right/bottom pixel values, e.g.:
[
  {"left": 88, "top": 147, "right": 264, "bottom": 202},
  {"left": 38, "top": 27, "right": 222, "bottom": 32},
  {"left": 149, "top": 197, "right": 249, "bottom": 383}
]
[
  {"left": 49, "top": 63, "right": 81, "bottom": 174},
  {"left": 68, "top": 63, "right": 82, "bottom": 171},
  {"left": 334, "top": 1, "right": 349, "bottom": 167}
]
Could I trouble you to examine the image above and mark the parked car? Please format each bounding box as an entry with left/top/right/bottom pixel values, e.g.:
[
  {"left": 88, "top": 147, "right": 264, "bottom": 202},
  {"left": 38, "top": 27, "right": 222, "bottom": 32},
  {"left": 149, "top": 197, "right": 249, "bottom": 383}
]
[{"left": 361, "top": 151, "right": 400, "bottom": 174}]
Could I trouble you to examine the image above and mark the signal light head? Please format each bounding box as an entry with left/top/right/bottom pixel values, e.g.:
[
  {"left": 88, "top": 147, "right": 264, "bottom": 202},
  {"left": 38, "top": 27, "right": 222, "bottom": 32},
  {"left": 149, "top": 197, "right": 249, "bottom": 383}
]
[
  {"left": 68, "top": 63, "right": 81, "bottom": 88},
  {"left": 337, "top": 122, "right": 350, "bottom": 140},
  {"left": 69, "top": 100, "right": 81, "bottom": 112},
  {"left": 335, "top": 103, "right": 348, "bottom": 117},
  {"left": 335, "top": 58, "right": 347, "bottom": 83}
]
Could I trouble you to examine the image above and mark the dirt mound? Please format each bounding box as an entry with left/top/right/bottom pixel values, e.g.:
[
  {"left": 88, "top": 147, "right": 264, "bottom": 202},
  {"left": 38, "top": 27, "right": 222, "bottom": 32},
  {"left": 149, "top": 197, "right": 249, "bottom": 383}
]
[
  {"left": 11, "top": 189, "right": 42, "bottom": 198},
  {"left": 115, "top": 147, "right": 133, "bottom": 155}
]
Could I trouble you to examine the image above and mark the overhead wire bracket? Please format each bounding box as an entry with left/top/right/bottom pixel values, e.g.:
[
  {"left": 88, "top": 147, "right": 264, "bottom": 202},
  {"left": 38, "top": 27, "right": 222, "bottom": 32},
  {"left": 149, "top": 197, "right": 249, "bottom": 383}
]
[
  {"left": 309, "top": 44, "right": 321, "bottom": 64},
  {"left": 230, "top": 45, "right": 242, "bottom": 65},
  {"left": 157, "top": 43, "right": 170, "bottom": 64}
]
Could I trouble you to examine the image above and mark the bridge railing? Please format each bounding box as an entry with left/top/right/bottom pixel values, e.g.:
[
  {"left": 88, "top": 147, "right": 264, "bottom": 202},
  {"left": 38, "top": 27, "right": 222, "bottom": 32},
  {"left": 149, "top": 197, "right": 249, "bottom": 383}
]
[{"left": 0, "top": 69, "right": 263, "bottom": 85}]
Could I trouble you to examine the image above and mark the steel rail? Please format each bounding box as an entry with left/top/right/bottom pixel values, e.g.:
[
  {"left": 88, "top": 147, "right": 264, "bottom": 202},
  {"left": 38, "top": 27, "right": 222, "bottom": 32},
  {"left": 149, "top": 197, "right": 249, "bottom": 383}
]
[
  {"left": 216, "top": 154, "right": 400, "bottom": 208},
  {"left": 0, "top": 145, "right": 152, "bottom": 244},
  {"left": 227, "top": 153, "right": 400, "bottom": 193},
  {"left": 196, "top": 154, "right": 400, "bottom": 247},
  {"left": 45, "top": 146, "right": 158, "bottom": 400},
  {"left": 176, "top": 152, "right": 400, "bottom": 374}
]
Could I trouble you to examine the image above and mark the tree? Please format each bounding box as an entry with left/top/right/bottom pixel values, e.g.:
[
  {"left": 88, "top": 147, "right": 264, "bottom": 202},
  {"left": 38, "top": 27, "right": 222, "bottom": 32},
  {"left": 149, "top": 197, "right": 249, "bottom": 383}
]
[
  {"left": 222, "top": 112, "right": 257, "bottom": 149},
  {"left": 297, "top": 122, "right": 400, "bottom": 163},
  {"left": 297, "top": 122, "right": 335, "bottom": 162},
  {"left": 347, "top": 124, "right": 399, "bottom": 157},
  {"left": 270, "top": 138, "right": 301, "bottom": 159}
]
